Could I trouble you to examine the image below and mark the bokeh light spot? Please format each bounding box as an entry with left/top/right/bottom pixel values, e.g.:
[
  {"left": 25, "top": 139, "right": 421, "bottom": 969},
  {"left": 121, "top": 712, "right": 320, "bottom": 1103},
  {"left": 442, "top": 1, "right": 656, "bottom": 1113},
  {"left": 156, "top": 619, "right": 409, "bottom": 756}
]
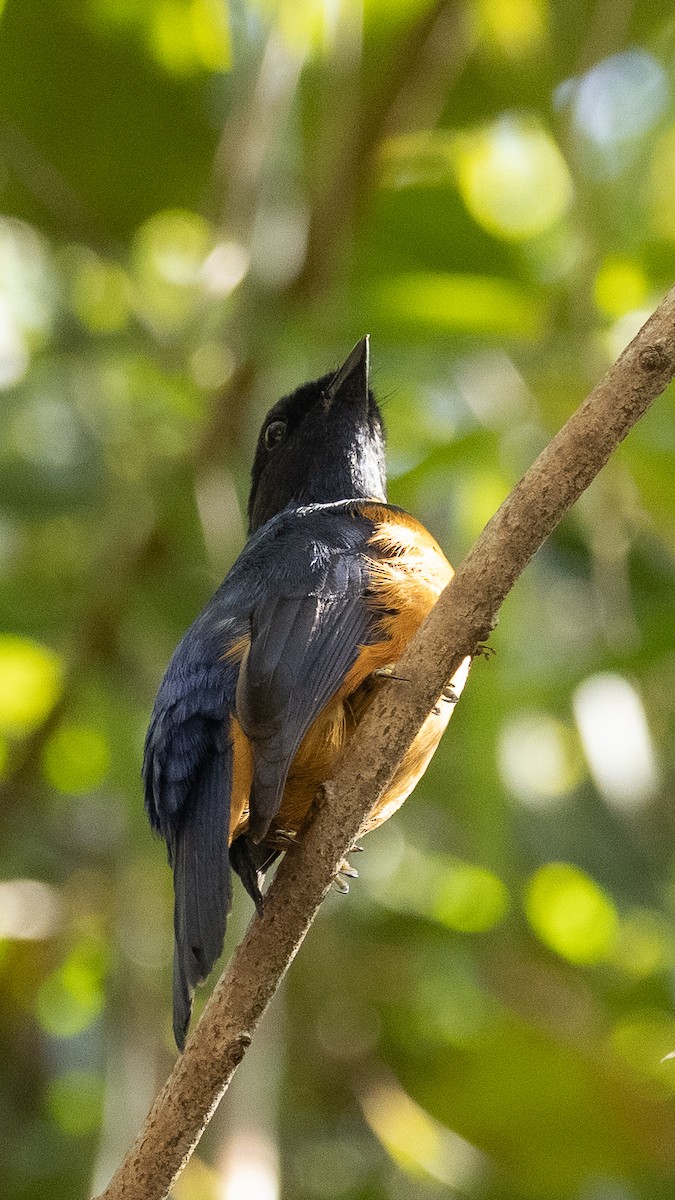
[
  {"left": 525, "top": 863, "right": 618, "bottom": 964},
  {"left": 220, "top": 1130, "right": 280, "bottom": 1200},
  {"left": 432, "top": 862, "right": 509, "bottom": 932},
  {"left": 455, "top": 113, "right": 572, "bottom": 240},
  {"left": 190, "top": 0, "right": 231, "bottom": 71},
  {"left": 150, "top": 0, "right": 230, "bottom": 75},
  {"left": 0, "top": 635, "right": 63, "bottom": 736},
  {"left": 594, "top": 258, "right": 648, "bottom": 319},
  {"left": 43, "top": 724, "right": 111, "bottom": 795},
  {"left": 46, "top": 1071, "right": 104, "bottom": 1136},
  {"left": 0, "top": 295, "right": 28, "bottom": 388},
  {"left": 135, "top": 209, "right": 211, "bottom": 286},
  {"left": 573, "top": 673, "right": 659, "bottom": 810},
  {"left": 457, "top": 469, "right": 510, "bottom": 542},
  {"left": 568, "top": 50, "right": 668, "bottom": 150},
  {"left": 0, "top": 879, "right": 63, "bottom": 940},
  {"left": 499, "top": 713, "right": 584, "bottom": 807},
  {"left": 0, "top": 216, "right": 53, "bottom": 388},
  {"left": 276, "top": 0, "right": 338, "bottom": 55},
  {"left": 360, "top": 1076, "right": 486, "bottom": 1189},
  {"left": 35, "top": 945, "right": 105, "bottom": 1037},
  {"left": 374, "top": 272, "right": 542, "bottom": 338},
  {"left": 132, "top": 209, "right": 213, "bottom": 330},
  {"left": 71, "top": 251, "right": 131, "bottom": 332},
  {"left": 479, "top": 0, "right": 548, "bottom": 58}
]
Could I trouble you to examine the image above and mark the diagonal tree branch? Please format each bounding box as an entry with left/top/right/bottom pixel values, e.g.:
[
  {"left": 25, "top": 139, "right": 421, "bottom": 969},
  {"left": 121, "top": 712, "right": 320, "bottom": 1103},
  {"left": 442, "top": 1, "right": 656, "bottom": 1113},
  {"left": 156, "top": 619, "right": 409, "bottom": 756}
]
[{"left": 96, "top": 286, "right": 675, "bottom": 1200}]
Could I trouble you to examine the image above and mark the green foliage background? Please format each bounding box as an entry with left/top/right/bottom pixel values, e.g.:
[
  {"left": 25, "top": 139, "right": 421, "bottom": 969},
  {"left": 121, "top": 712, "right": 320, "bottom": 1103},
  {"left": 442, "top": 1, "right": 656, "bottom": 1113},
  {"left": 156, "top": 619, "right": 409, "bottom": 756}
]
[{"left": 1, "top": 1, "right": 674, "bottom": 1197}]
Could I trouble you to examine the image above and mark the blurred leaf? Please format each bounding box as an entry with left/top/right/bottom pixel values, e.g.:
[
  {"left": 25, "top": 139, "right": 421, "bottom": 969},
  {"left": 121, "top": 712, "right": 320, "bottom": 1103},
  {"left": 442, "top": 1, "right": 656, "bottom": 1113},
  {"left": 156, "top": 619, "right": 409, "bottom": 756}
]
[
  {"left": 525, "top": 862, "right": 619, "bottom": 965},
  {"left": 0, "top": 634, "right": 63, "bottom": 735},
  {"left": 369, "top": 272, "right": 544, "bottom": 338}
]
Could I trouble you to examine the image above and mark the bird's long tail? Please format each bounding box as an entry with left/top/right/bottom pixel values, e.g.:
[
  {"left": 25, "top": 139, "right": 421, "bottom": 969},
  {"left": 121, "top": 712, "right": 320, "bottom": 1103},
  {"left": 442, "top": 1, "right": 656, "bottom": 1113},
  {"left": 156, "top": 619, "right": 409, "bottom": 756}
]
[{"left": 170, "top": 733, "right": 232, "bottom": 1050}]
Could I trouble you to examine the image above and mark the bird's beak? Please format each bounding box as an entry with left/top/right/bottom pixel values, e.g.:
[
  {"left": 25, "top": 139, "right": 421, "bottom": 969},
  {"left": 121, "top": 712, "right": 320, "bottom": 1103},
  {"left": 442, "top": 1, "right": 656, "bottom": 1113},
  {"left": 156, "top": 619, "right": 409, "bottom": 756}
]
[{"left": 325, "top": 335, "right": 370, "bottom": 408}]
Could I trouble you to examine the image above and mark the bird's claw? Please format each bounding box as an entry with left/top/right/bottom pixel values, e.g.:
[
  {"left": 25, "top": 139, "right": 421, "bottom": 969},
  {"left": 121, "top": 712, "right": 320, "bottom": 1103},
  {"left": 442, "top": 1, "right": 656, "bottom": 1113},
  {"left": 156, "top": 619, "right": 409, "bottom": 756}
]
[
  {"left": 332, "top": 853, "right": 361, "bottom": 893},
  {"left": 373, "top": 663, "right": 410, "bottom": 683},
  {"left": 338, "top": 859, "right": 359, "bottom": 879},
  {"left": 272, "top": 827, "right": 298, "bottom": 848}
]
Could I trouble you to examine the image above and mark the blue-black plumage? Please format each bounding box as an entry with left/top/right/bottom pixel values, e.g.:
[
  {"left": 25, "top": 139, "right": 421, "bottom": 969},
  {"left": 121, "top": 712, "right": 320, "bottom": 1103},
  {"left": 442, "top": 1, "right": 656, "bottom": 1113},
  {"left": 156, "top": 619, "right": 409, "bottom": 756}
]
[{"left": 144, "top": 338, "right": 466, "bottom": 1050}]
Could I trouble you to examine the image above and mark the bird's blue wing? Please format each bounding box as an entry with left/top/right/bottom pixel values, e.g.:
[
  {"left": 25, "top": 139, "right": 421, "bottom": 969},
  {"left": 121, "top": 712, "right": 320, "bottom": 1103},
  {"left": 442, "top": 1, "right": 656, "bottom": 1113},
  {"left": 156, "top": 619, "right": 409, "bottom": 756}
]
[
  {"left": 235, "top": 510, "right": 377, "bottom": 843},
  {"left": 143, "top": 602, "right": 246, "bottom": 1049},
  {"left": 143, "top": 504, "right": 378, "bottom": 1046}
]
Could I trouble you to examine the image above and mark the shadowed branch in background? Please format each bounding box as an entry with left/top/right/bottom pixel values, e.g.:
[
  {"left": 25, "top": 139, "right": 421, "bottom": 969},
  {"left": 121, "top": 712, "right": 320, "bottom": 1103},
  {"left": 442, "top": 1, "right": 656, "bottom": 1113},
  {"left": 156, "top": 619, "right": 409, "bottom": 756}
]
[{"left": 95, "top": 287, "right": 675, "bottom": 1200}]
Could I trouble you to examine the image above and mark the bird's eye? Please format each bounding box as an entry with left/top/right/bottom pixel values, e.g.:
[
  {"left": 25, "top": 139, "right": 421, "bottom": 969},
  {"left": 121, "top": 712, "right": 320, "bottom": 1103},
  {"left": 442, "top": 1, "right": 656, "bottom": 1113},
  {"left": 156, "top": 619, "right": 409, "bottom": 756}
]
[{"left": 264, "top": 419, "right": 287, "bottom": 449}]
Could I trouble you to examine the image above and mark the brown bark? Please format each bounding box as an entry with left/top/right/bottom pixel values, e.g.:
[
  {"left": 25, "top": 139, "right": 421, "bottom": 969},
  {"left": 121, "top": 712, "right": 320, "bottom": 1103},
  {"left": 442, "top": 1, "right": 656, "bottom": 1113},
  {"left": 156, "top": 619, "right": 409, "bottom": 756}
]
[{"left": 96, "top": 286, "right": 675, "bottom": 1200}]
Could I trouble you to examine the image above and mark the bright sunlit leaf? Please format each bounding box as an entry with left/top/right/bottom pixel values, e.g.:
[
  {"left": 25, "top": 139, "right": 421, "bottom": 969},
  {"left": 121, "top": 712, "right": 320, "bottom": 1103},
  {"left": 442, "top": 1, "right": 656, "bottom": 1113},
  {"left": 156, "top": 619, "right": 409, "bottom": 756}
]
[
  {"left": 0, "top": 635, "right": 63, "bottom": 736},
  {"left": 360, "top": 1075, "right": 486, "bottom": 1189},
  {"left": 150, "top": 0, "right": 230, "bottom": 74},
  {"left": 525, "top": 863, "right": 618, "bottom": 964},
  {"left": 372, "top": 272, "right": 543, "bottom": 338},
  {"left": 594, "top": 257, "right": 648, "bottom": 319},
  {"left": 478, "top": 0, "right": 548, "bottom": 58},
  {"left": 455, "top": 113, "right": 572, "bottom": 240}
]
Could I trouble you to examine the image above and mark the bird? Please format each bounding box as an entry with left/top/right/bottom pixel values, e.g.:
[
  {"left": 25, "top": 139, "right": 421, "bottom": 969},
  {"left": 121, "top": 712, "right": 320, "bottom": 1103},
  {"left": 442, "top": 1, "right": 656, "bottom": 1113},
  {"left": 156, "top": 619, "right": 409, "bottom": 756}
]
[{"left": 143, "top": 336, "right": 470, "bottom": 1049}]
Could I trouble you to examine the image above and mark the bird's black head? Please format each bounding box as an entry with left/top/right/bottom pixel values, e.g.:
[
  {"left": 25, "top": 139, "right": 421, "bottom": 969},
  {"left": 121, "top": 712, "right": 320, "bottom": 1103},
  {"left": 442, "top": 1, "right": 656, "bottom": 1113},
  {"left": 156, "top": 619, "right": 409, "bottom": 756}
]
[{"left": 248, "top": 337, "right": 387, "bottom": 533}]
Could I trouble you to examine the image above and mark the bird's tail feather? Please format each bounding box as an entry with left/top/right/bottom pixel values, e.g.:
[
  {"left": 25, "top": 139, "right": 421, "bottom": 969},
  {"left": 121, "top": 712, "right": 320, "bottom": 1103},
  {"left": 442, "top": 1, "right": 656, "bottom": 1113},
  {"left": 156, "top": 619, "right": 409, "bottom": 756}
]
[{"left": 172, "top": 741, "right": 231, "bottom": 1050}]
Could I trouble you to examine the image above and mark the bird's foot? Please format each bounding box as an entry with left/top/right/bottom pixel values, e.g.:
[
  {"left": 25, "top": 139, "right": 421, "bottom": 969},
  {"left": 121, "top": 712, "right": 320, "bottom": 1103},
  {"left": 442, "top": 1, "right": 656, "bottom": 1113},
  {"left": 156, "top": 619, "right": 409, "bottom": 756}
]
[
  {"left": 373, "top": 663, "right": 410, "bottom": 683},
  {"left": 229, "top": 836, "right": 265, "bottom": 917},
  {"left": 338, "top": 858, "right": 359, "bottom": 879},
  {"left": 272, "top": 827, "right": 298, "bottom": 849},
  {"left": 474, "top": 643, "right": 496, "bottom": 661},
  {"left": 432, "top": 683, "right": 460, "bottom": 715},
  {"left": 332, "top": 853, "right": 361, "bottom": 893}
]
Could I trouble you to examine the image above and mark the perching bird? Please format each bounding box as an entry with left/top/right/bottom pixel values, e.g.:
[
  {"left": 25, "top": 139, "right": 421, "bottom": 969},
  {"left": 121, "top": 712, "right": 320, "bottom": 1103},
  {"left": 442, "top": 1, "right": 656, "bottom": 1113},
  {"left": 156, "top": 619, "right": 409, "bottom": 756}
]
[{"left": 143, "top": 337, "right": 470, "bottom": 1048}]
